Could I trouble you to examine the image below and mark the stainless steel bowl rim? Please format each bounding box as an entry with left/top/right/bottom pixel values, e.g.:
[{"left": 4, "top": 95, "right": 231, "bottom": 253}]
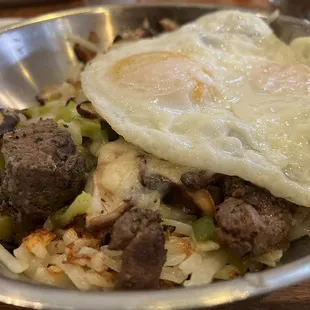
[
  {"left": 3, "top": 3, "right": 310, "bottom": 34},
  {"left": 1, "top": 5, "right": 310, "bottom": 310}
]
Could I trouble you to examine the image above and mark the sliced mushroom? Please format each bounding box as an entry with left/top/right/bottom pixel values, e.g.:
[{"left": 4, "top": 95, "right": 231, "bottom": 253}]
[
  {"left": 111, "top": 18, "right": 158, "bottom": 50},
  {"left": 35, "top": 95, "right": 46, "bottom": 106},
  {"left": 77, "top": 101, "right": 98, "bottom": 119},
  {"left": 74, "top": 43, "right": 97, "bottom": 63},
  {"left": 111, "top": 30, "right": 144, "bottom": 48},
  {"left": 158, "top": 18, "right": 180, "bottom": 32},
  {"left": 187, "top": 189, "right": 216, "bottom": 217},
  {"left": 86, "top": 204, "right": 129, "bottom": 231},
  {"left": 164, "top": 186, "right": 201, "bottom": 216},
  {"left": 142, "top": 17, "right": 158, "bottom": 37},
  {"left": 0, "top": 109, "right": 20, "bottom": 138},
  {"left": 35, "top": 86, "right": 62, "bottom": 105},
  {"left": 113, "top": 35, "right": 123, "bottom": 44},
  {"left": 65, "top": 97, "right": 76, "bottom": 106}
]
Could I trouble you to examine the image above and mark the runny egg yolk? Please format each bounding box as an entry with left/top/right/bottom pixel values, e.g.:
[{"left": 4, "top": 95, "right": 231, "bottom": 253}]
[{"left": 110, "top": 51, "right": 219, "bottom": 106}]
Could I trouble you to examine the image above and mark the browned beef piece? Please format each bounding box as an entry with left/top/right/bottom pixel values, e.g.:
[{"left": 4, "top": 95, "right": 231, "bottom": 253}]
[
  {"left": 141, "top": 171, "right": 200, "bottom": 215},
  {"left": 109, "top": 208, "right": 166, "bottom": 290},
  {"left": 216, "top": 176, "right": 293, "bottom": 257},
  {"left": 216, "top": 198, "right": 265, "bottom": 257},
  {"left": 206, "top": 185, "right": 224, "bottom": 206},
  {"left": 0, "top": 109, "right": 20, "bottom": 138},
  {"left": 141, "top": 173, "right": 175, "bottom": 197},
  {"left": 1, "top": 119, "right": 86, "bottom": 220},
  {"left": 180, "top": 170, "right": 217, "bottom": 189},
  {"left": 109, "top": 208, "right": 160, "bottom": 250},
  {"left": 0, "top": 199, "right": 43, "bottom": 245},
  {"left": 220, "top": 176, "right": 294, "bottom": 220},
  {"left": 220, "top": 176, "right": 261, "bottom": 199},
  {"left": 118, "top": 222, "right": 166, "bottom": 289}
]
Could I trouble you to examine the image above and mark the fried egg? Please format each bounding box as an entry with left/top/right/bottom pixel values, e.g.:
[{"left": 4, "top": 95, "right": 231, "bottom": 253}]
[{"left": 82, "top": 10, "right": 310, "bottom": 207}]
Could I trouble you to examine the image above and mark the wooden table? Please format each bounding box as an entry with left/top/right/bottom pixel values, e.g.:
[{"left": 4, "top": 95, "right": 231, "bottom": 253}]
[{"left": 1, "top": 0, "right": 309, "bottom": 309}]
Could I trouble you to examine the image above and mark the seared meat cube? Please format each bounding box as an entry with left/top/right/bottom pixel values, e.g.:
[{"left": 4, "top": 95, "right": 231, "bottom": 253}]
[
  {"left": 109, "top": 208, "right": 160, "bottom": 250},
  {"left": 141, "top": 173, "right": 175, "bottom": 197},
  {"left": 109, "top": 208, "right": 166, "bottom": 290},
  {"left": 1, "top": 119, "right": 86, "bottom": 220},
  {"left": 216, "top": 177, "right": 293, "bottom": 257},
  {"left": 216, "top": 198, "right": 265, "bottom": 257},
  {"left": 180, "top": 170, "right": 217, "bottom": 190},
  {"left": 0, "top": 109, "right": 20, "bottom": 138},
  {"left": 119, "top": 222, "right": 166, "bottom": 290}
]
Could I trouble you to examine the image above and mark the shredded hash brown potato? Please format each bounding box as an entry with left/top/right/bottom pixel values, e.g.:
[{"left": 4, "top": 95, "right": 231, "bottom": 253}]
[
  {"left": 2, "top": 224, "right": 287, "bottom": 290},
  {"left": 7, "top": 228, "right": 228, "bottom": 290}
]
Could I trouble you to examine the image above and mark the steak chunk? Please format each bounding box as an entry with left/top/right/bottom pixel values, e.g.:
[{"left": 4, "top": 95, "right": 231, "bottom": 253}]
[
  {"left": 109, "top": 208, "right": 160, "bottom": 250},
  {"left": 216, "top": 176, "right": 293, "bottom": 257},
  {"left": 109, "top": 208, "right": 166, "bottom": 289},
  {"left": 0, "top": 109, "right": 20, "bottom": 138},
  {"left": 216, "top": 198, "right": 264, "bottom": 257},
  {"left": 141, "top": 173, "right": 175, "bottom": 197},
  {"left": 118, "top": 222, "right": 166, "bottom": 290},
  {"left": 180, "top": 170, "right": 215, "bottom": 190},
  {"left": 1, "top": 119, "right": 86, "bottom": 220}
]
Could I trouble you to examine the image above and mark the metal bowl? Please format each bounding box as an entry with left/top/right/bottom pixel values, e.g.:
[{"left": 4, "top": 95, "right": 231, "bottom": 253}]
[{"left": 1, "top": 4, "right": 310, "bottom": 310}]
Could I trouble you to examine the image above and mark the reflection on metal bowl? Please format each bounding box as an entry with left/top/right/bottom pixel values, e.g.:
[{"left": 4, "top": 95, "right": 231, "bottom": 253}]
[
  {"left": 270, "top": 0, "right": 310, "bottom": 19},
  {"left": 1, "top": 4, "right": 310, "bottom": 310}
]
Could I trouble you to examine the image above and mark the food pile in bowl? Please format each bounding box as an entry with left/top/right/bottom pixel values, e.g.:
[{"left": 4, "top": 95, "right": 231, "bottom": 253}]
[{"left": 1, "top": 10, "right": 310, "bottom": 291}]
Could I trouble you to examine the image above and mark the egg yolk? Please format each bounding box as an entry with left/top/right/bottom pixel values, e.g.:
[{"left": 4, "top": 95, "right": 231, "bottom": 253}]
[
  {"left": 110, "top": 51, "right": 219, "bottom": 105},
  {"left": 255, "top": 63, "right": 310, "bottom": 94}
]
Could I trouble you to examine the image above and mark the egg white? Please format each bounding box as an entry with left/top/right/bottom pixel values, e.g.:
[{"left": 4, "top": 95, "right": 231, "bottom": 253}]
[{"left": 82, "top": 10, "right": 310, "bottom": 207}]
